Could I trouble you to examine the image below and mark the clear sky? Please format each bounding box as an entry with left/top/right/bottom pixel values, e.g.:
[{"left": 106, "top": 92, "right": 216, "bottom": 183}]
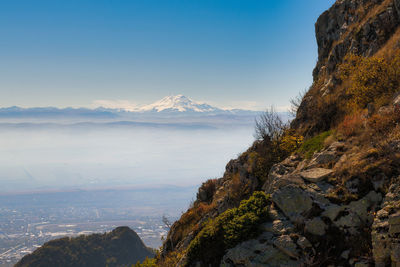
[{"left": 0, "top": 0, "right": 335, "bottom": 110}]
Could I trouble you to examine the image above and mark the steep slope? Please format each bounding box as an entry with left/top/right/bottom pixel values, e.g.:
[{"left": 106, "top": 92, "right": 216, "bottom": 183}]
[
  {"left": 158, "top": 0, "right": 400, "bottom": 266},
  {"left": 15, "top": 227, "right": 154, "bottom": 267}
]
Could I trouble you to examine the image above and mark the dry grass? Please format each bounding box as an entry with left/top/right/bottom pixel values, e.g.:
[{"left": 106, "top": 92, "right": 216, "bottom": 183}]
[{"left": 375, "top": 27, "right": 400, "bottom": 58}]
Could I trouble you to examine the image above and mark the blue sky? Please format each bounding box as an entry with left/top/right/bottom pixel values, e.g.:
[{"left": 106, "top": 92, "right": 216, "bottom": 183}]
[{"left": 0, "top": 0, "right": 335, "bottom": 110}]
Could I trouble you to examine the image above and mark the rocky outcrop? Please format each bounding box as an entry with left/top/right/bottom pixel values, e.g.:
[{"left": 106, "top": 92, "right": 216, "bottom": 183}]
[
  {"left": 293, "top": 0, "right": 400, "bottom": 134},
  {"left": 218, "top": 141, "right": 388, "bottom": 266},
  {"left": 313, "top": 0, "right": 400, "bottom": 79}
]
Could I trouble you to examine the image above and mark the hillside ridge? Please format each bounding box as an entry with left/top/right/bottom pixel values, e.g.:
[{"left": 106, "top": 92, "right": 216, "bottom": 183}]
[{"left": 15, "top": 227, "right": 154, "bottom": 267}]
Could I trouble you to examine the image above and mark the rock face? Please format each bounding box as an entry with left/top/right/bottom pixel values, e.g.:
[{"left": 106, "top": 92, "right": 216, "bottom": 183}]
[
  {"left": 292, "top": 0, "right": 400, "bottom": 133},
  {"left": 313, "top": 0, "right": 400, "bottom": 79},
  {"left": 221, "top": 142, "right": 385, "bottom": 266}
]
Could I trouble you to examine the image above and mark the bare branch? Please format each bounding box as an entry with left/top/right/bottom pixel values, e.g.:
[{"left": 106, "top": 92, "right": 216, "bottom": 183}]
[
  {"left": 162, "top": 215, "right": 172, "bottom": 229},
  {"left": 289, "top": 89, "right": 307, "bottom": 117},
  {"left": 254, "top": 107, "right": 286, "bottom": 142}
]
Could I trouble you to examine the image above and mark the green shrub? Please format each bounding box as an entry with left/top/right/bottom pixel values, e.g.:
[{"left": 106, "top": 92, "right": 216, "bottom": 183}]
[
  {"left": 298, "top": 130, "right": 333, "bottom": 159},
  {"left": 185, "top": 191, "right": 270, "bottom": 266}
]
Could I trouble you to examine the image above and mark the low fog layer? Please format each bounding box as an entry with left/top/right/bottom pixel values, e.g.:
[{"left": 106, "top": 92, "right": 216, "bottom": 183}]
[{"left": 0, "top": 121, "right": 255, "bottom": 193}]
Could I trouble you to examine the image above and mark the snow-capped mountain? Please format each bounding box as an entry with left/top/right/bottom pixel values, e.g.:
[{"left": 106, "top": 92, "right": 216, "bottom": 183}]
[
  {"left": 137, "top": 95, "right": 221, "bottom": 113},
  {"left": 0, "top": 95, "right": 265, "bottom": 124}
]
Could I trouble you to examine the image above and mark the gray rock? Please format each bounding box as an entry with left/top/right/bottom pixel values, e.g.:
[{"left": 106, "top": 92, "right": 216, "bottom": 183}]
[
  {"left": 262, "top": 161, "right": 305, "bottom": 194},
  {"left": 300, "top": 168, "right": 333, "bottom": 183},
  {"left": 296, "top": 236, "right": 312, "bottom": 250},
  {"left": 221, "top": 239, "right": 262, "bottom": 265},
  {"left": 272, "top": 185, "right": 313, "bottom": 222},
  {"left": 273, "top": 235, "right": 299, "bottom": 259},
  {"left": 332, "top": 191, "right": 382, "bottom": 234},
  {"left": 305, "top": 217, "right": 327, "bottom": 236},
  {"left": 341, "top": 250, "right": 350, "bottom": 259},
  {"left": 221, "top": 239, "right": 302, "bottom": 267},
  {"left": 322, "top": 204, "right": 344, "bottom": 221},
  {"left": 309, "top": 151, "right": 337, "bottom": 166},
  {"left": 348, "top": 191, "right": 382, "bottom": 223},
  {"left": 261, "top": 219, "right": 294, "bottom": 236},
  {"left": 263, "top": 173, "right": 305, "bottom": 194}
]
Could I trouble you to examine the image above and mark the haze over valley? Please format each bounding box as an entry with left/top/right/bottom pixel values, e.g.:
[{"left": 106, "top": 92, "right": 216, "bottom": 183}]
[
  {"left": 0, "top": 95, "right": 264, "bottom": 193},
  {"left": 0, "top": 95, "right": 268, "bottom": 265}
]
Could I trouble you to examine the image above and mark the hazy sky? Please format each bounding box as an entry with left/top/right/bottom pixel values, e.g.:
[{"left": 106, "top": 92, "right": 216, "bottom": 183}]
[{"left": 0, "top": 0, "right": 335, "bottom": 110}]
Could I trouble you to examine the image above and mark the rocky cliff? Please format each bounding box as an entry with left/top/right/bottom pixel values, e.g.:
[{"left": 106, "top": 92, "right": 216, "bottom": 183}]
[
  {"left": 293, "top": 0, "right": 400, "bottom": 135},
  {"left": 159, "top": 0, "right": 400, "bottom": 266}
]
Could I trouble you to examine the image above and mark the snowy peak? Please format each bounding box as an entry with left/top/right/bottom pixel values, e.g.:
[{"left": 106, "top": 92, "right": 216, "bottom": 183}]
[{"left": 139, "top": 95, "right": 220, "bottom": 113}]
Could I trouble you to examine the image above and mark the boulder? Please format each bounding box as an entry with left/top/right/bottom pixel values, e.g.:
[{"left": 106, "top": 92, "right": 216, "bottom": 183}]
[
  {"left": 220, "top": 239, "right": 301, "bottom": 267},
  {"left": 322, "top": 204, "right": 344, "bottom": 221},
  {"left": 271, "top": 185, "right": 313, "bottom": 222},
  {"left": 263, "top": 173, "right": 305, "bottom": 194},
  {"left": 309, "top": 151, "right": 337, "bottom": 166},
  {"left": 273, "top": 235, "right": 299, "bottom": 259},
  {"left": 300, "top": 168, "right": 333, "bottom": 183},
  {"left": 305, "top": 217, "right": 327, "bottom": 236}
]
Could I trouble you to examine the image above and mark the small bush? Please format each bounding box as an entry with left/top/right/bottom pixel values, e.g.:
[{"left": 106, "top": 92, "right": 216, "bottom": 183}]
[
  {"left": 298, "top": 130, "right": 333, "bottom": 158},
  {"left": 280, "top": 129, "right": 304, "bottom": 153},
  {"left": 197, "top": 179, "right": 218, "bottom": 203},
  {"left": 247, "top": 151, "right": 270, "bottom": 185},
  {"left": 337, "top": 113, "right": 364, "bottom": 137},
  {"left": 185, "top": 191, "right": 270, "bottom": 266}
]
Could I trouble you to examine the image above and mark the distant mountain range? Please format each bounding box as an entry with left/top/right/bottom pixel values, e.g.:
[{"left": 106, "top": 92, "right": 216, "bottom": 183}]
[{"left": 0, "top": 95, "right": 260, "bottom": 120}]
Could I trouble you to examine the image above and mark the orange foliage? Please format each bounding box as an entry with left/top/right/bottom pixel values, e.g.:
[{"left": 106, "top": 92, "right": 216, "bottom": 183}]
[{"left": 338, "top": 113, "right": 365, "bottom": 137}]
